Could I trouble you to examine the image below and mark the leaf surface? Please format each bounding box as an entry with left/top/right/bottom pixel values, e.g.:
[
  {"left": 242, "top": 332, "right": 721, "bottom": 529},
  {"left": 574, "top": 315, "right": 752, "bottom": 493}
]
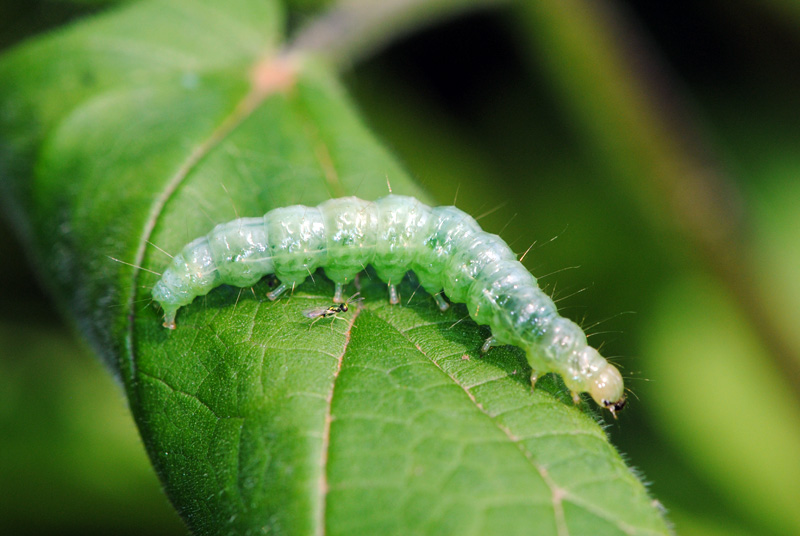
[{"left": 0, "top": 1, "right": 670, "bottom": 534}]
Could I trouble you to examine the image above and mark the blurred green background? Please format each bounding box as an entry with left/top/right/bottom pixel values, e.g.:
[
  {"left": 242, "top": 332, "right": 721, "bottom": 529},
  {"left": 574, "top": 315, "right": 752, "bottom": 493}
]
[{"left": 1, "top": 1, "right": 799, "bottom": 535}]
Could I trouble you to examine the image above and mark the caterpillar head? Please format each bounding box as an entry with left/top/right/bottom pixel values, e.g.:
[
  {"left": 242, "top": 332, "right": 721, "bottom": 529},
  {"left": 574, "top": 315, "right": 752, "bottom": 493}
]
[{"left": 588, "top": 363, "right": 626, "bottom": 417}]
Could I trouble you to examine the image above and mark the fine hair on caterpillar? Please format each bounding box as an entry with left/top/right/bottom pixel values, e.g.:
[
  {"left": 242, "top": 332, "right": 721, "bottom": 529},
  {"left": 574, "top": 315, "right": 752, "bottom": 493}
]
[{"left": 150, "top": 195, "right": 627, "bottom": 416}]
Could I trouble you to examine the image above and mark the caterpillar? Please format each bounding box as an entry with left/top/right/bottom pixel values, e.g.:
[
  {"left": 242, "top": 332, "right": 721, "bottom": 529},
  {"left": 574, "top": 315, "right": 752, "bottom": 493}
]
[{"left": 151, "top": 195, "right": 626, "bottom": 415}]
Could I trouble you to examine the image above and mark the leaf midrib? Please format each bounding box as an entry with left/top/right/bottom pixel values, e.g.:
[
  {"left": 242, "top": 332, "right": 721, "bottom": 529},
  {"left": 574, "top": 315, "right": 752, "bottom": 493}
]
[{"left": 316, "top": 303, "right": 362, "bottom": 536}]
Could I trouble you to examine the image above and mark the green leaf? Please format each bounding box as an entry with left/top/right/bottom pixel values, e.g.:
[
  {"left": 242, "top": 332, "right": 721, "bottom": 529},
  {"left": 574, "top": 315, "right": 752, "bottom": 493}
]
[{"left": 0, "top": 1, "right": 670, "bottom": 534}]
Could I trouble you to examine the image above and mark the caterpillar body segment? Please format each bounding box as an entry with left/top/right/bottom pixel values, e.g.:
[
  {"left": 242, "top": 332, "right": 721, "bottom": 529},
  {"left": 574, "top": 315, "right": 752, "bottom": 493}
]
[{"left": 151, "top": 195, "right": 626, "bottom": 414}]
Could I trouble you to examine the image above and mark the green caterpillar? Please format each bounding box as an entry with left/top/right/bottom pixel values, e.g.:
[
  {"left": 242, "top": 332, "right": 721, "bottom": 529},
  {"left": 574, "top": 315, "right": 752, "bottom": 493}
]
[{"left": 152, "top": 195, "right": 626, "bottom": 415}]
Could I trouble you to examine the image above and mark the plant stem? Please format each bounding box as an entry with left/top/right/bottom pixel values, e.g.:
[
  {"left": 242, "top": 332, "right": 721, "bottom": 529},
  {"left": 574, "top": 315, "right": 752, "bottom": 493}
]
[{"left": 283, "top": 0, "right": 509, "bottom": 67}]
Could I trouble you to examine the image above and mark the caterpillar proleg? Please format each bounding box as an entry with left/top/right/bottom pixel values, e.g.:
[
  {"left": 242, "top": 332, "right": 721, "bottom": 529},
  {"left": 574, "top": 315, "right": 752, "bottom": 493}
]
[{"left": 151, "top": 195, "right": 626, "bottom": 415}]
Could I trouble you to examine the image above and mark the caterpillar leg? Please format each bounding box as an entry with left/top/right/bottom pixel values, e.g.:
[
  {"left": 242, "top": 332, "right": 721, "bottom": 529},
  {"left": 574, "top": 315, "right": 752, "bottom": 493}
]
[
  {"left": 267, "top": 282, "right": 289, "bottom": 301},
  {"left": 162, "top": 309, "right": 178, "bottom": 330},
  {"left": 571, "top": 391, "right": 582, "bottom": 405},
  {"left": 333, "top": 282, "right": 345, "bottom": 303},
  {"left": 387, "top": 283, "right": 400, "bottom": 305},
  {"left": 433, "top": 292, "right": 449, "bottom": 312},
  {"left": 481, "top": 335, "right": 497, "bottom": 354},
  {"left": 530, "top": 370, "right": 539, "bottom": 391}
]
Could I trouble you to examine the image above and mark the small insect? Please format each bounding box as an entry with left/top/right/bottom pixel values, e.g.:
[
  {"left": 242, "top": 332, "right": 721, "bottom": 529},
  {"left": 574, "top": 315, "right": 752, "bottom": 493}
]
[
  {"left": 150, "top": 195, "right": 627, "bottom": 416},
  {"left": 302, "top": 293, "right": 363, "bottom": 329}
]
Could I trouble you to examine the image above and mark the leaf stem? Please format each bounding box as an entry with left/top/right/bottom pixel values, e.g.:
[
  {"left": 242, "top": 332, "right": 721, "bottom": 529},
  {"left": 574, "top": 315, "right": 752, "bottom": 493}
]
[{"left": 282, "top": 0, "right": 509, "bottom": 67}]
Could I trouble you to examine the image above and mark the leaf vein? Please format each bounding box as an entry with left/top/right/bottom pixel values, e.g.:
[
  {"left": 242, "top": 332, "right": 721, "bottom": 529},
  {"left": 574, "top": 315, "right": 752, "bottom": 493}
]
[{"left": 374, "top": 311, "right": 572, "bottom": 536}]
